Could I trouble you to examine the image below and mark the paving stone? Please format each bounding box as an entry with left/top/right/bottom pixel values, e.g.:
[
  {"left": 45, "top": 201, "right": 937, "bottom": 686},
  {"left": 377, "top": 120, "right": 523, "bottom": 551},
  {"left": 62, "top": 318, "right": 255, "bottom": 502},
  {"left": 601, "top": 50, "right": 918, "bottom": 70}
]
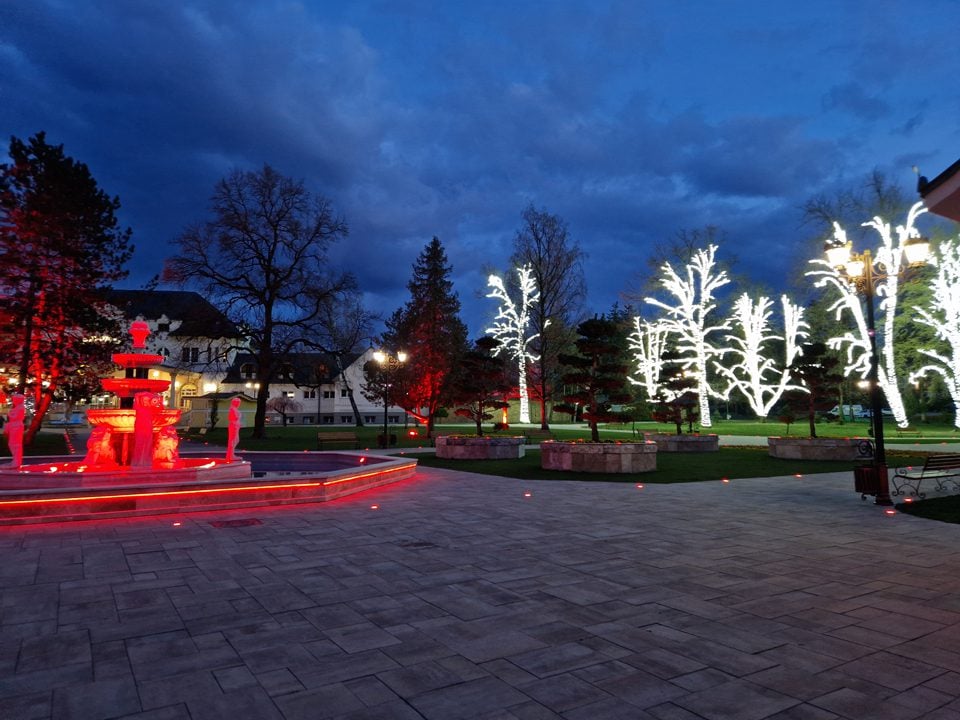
[
  {"left": 674, "top": 678, "right": 798, "bottom": 720},
  {"left": 52, "top": 677, "right": 141, "bottom": 720},
  {"left": 408, "top": 676, "right": 531, "bottom": 719}
]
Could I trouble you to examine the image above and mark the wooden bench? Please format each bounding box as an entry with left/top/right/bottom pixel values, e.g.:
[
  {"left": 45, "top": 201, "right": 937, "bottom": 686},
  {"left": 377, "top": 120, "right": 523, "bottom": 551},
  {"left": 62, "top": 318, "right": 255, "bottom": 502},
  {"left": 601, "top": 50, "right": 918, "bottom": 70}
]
[
  {"left": 525, "top": 429, "right": 554, "bottom": 443},
  {"left": 896, "top": 427, "right": 923, "bottom": 438},
  {"left": 316, "top": 431, "right": 361, "bottom": 450},
  {"left": 892, "top": 453, "right": 960, "bottom": 498}
]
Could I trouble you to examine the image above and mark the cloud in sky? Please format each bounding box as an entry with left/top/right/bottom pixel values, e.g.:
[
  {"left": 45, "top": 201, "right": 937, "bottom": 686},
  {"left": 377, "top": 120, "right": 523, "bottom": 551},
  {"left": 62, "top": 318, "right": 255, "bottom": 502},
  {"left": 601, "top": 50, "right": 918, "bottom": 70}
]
[{"left": 1, "top": 0, "right": 957, "bottom": 334}]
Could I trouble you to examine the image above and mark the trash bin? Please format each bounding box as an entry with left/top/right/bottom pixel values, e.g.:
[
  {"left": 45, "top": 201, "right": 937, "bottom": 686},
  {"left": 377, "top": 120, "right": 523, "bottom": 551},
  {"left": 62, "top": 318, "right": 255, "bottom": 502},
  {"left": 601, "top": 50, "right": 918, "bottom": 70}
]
[{"left": 855, "top": 464, "right": 889, "bottom": 500}]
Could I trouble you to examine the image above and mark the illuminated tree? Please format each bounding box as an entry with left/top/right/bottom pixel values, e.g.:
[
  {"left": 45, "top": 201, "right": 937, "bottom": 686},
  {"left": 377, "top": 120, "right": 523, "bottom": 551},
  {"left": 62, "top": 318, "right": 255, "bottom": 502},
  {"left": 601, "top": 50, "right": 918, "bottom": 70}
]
[
  {"left": 627, "top": 318, "right": 669, "bottom": 402},
  {"left": 556, "top": 317, "right": 632, "bottom": 442},
  {"left": 451, "top": 337, "right": 512, "bottom": 436},
  {"left": 486, "top": 264, "right": 542, "bottom": 423},
  {"left": 806, "top": 202, "right": 928, "bottom": 428},
  {"left": 511, "top": 205, "right": 586, "bottom": 429},
  {"left": 166, "top": 164, "right": 354, "bottom": 438},
  {"left": 651, "top": 348, "right": 699, "bottom": 435},
  {"left": 715, "top": 294, "right": 808, "bottom": 420},
  {"left": 0, "top": 132, "right": 132, "bottom": 444},
  {"left": 645, "top": 245, "right": 730, "bottom": 427},
  {"left": 910, "top": 240, "right": 960, "bottom": 429},
  {"left": 382, "top": 237, "right": 469, "bottom": 436}
]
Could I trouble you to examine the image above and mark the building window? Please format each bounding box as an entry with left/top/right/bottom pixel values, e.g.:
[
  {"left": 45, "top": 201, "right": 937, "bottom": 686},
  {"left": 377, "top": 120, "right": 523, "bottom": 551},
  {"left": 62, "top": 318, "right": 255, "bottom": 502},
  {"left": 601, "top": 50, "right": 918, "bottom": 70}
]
[
  {"left": 322, "top": 390, "right": 335, "bottom": 399},
  {"left": 283, "top": 391, "right": 295, "bottom": 399},
  {"left": 323, "top": 416, "right": 334, "bottom": 424},
  {"left": 303, "top": 416, "right": 314, "bottom": 424},
  {"left": 340, "top": 389, "right": 349, "bottom": 398},
  {"left": 241, "top": 363, "right": 255, "bottom": 379},
  {"left": 340, "top": 416, "right": 353, "bottom": 423},
  {"left": 157, "top": 322, "right": 170, "bottom": 332},
  {"left": 303, "top": 390, "right": 316, "bottom": 399},
  {"left": 364, "top": 416, "right": 377, "bottom": 424},
  {"left": 181, "top": 347, "right": 199, "bottom": 363},
  {"left": 180, "top": 385, "right": 197, "bottom": 408}
]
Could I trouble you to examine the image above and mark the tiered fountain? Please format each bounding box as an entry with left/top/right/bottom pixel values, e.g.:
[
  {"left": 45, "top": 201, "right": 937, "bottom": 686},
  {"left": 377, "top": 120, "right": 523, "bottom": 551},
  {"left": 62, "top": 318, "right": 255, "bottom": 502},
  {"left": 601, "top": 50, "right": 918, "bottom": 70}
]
[
  {"left": 0, "top": 322, "right": 417, "bottom": 525},
  {"left": 0, "top": 321, "right": 252, "bottom": 488}
]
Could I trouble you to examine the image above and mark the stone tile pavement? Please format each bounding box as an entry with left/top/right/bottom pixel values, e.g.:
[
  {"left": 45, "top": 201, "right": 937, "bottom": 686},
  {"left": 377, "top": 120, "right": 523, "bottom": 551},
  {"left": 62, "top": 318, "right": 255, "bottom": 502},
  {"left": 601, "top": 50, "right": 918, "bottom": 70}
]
[{"left": 1, "top": 465, "right": 960, "bottom": 719}]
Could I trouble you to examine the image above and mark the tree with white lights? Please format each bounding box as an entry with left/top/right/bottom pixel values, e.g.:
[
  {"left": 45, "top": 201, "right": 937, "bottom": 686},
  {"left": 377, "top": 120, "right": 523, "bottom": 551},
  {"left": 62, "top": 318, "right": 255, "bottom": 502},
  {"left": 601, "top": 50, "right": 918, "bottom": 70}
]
[
  {"left": 645, "top": 245, "right": 730, "bottom": 427},
  {"left": 910, "top": 240, "right": 960, "bottom": 429},
  {"left": 806, "top": 202, "right": 928, "bottom": 428},
  {"left": 627, "top": 317, "right": 669, "bottom": 402},
  {"left": 486, "top": 264, "right": 543, "bottom": 424},
  {"left": 715, "top": 294, "right": 808, "bottom": 420}
]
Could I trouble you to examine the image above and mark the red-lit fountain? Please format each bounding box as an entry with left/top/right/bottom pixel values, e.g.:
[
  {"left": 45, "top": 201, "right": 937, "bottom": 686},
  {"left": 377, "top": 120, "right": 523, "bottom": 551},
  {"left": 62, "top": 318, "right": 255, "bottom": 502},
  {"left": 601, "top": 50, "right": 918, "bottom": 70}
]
[
  {"left": 0, "top": 322, "right": 252, "bottom": 488},
  {"left": 0, "top": 322, "right": 417, "bottom": 525}
]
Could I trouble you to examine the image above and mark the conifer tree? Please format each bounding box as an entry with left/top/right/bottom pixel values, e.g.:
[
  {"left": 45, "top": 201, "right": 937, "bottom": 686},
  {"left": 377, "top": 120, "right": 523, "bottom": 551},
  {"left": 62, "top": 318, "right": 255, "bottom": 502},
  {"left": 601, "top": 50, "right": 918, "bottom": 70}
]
[
  {"left": 0, "top": 132, "right": 132, "bottom": 444},
  {"left": 382, "top": 237, "right": 469, "bottom": 436}
]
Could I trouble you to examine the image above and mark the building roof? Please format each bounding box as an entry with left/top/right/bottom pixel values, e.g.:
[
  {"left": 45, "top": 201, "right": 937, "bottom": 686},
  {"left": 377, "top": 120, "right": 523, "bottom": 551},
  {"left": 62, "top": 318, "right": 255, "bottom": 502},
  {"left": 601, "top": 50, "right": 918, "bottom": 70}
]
[
  {"left": 918, "top": 158, "right": 960, "bottom": 222},
  {"left": 104, "top": 290, "right": 243, "bottom": 338},
  {"left": 222, "top": 351, "right": 365, "bottom": 386}
]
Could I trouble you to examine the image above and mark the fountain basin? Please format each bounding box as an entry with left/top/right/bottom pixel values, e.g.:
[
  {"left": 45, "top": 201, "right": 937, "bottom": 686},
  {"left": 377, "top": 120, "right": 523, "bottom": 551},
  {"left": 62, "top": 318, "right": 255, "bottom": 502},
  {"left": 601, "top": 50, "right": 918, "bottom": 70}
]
[
  {"left": 0, "top": 452, "right": 418, "bottom": 524},
  {"left": 99, "top": 378, "right": 173, "bottom": 396}
]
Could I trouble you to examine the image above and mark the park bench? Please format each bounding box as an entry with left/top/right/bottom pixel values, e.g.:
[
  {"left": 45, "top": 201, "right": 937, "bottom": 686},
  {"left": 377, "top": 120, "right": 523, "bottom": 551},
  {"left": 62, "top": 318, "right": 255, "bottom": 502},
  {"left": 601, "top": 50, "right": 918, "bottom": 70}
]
[
  {"left": 896, "top": 427, "right": 923, "bottom": 439},
  {"left": 316, "top": 431, "right": 361, "bottom": 450},
  {"left": 525, "top": 429, "right": 554, "bottom": 443},
  {"left": 891, "top": 453, "right": 960, "bottom": 499}
]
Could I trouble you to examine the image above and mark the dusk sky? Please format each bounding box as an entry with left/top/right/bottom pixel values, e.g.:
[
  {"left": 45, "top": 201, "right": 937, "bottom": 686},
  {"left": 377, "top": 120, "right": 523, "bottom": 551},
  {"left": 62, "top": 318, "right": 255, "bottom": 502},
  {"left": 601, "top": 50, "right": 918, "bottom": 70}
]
[{"left": 2, "top": 1, "right": 958, "bottom": 335}]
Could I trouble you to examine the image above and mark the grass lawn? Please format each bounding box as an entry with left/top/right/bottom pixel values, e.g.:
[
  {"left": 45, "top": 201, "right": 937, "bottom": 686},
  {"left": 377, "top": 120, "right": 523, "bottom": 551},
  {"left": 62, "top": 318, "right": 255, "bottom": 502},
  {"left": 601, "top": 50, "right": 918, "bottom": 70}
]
[
  {"left": 897, "top": 494, "right": 960, "bottom": 524},
  {"left": 176, "top": 417, "right": 958, "bottom": 454},
  {"left": 413, "top": 447, "right": 931, "bottom": 484}
]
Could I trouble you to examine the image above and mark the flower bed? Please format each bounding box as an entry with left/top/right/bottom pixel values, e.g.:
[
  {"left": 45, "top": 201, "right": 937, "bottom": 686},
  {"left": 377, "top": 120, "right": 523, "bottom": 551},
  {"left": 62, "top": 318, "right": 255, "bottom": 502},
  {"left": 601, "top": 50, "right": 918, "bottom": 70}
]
[
  {"left": 644, "top": 433, "right": 719, "bottom": 453},
  {"left": 435, "top": 436, "right": 526, "bottom": 460},
  {"left": 767, "top": 436, "right": 873, "bottom": 461},
  {"left": 540, "top": 441, "right": 657, "bottom": 473}
]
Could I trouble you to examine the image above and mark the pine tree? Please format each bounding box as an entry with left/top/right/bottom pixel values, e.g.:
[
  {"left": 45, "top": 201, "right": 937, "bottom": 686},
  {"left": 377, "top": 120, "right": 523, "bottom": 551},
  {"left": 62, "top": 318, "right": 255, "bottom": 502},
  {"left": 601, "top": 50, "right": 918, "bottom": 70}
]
[
  {"left": 0, "top": 132, "right": 132, "bottom": 444},
  {"left": 382, "top": 237, "right": 469, "bottom": 436},
  {"left": 451, "top": 336, "right": 511, "bottom": 436},
  {"left": 556, "top": 317, "right": 632, "bottom": 442}
]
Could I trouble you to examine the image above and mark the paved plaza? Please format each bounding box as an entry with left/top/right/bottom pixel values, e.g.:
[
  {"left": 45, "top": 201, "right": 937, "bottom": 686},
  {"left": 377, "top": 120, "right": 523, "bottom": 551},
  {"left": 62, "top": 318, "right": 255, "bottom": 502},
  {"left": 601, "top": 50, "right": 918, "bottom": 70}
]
[{"left": 1, "top": 463, "right": 960, "bottom": 720}]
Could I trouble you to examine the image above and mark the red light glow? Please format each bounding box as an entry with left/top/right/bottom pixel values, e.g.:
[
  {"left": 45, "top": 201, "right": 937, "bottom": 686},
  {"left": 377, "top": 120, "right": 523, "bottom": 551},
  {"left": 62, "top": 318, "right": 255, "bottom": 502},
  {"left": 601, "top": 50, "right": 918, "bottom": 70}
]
[
  {"left": 885, "top": 509, "right": 897, "bottom": 515},
  {"left": 636, "top": 484, "right": 644, "bottom": 489},
  {"left": 172, "top": 521, "right": 182, "bottom": 526},
  {"left": 795, "top": 474, "right": 802, "bottom": 478},
  {"left": 523, "top": 491, "right": 532, "bottom": 498},
  {"left": 370, "top": 504, "right": 379, "bottom": 510},
  {"left": 722, "top": 478, "right": 730, "bottom": 483},
  {"left": 904, "top": 497, "right": 914, "bottom": 503}
]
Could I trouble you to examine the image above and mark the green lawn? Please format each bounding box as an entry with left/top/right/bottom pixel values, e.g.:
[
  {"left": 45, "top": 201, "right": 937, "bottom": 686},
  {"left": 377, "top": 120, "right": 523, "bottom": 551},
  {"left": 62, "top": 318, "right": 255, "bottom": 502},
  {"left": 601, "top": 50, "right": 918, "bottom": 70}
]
[
  {"left": 897, "top": 494, "right": 960, "bottom": 524},
  {"left": 413, "top": 447, "right": 931, "bottom": 484},
  {"left": 174, "top": 418, "right": 957, "bottom": 454}
]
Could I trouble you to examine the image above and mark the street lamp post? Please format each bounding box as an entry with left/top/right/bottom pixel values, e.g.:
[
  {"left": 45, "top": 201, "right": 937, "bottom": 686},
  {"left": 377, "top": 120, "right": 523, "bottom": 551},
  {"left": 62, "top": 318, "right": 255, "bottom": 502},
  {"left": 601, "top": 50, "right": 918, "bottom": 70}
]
[
  {"left": 824, "top": 235, "right": 929, "bottom": 505},
  {"left": 373, "top": 350, "right": 407, "bottom": 448}
]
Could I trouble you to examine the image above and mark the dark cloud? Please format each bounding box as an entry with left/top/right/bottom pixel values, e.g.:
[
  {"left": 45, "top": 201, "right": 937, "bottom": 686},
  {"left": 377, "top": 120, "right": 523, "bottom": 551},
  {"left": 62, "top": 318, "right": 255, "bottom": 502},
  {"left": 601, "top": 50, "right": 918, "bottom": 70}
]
[{"left": 1, "top": 0, "right": 955, "bottom": 335}]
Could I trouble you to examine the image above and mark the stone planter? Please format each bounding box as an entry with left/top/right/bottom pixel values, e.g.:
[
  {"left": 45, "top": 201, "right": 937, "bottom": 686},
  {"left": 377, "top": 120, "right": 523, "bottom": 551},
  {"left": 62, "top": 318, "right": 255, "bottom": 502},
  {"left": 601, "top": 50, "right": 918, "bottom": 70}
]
[
  {"left": 540, "top": 441, "right": 657, "bottom": 473},
  {"left": 644, "top": 433, "right": 719, "bottom": 453},
  {"left": 767, "top": 436, "right": 874, "bottom": 461},
  {"left": 435, "top": 436, "right": 526, "bottom": 460}
]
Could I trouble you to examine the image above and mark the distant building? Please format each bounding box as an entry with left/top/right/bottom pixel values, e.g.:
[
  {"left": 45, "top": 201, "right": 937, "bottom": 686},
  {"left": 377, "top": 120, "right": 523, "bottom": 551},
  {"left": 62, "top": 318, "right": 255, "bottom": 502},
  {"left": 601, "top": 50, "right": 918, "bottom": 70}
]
[
  {"left": 918, "top": 159, "right": 960, "bottom": 222},
  {"left": 219, "top": 349, "right": 407, "bottom": 427},
  {"left": 103, "top": 290, "right": 246, "bottom": 411}
]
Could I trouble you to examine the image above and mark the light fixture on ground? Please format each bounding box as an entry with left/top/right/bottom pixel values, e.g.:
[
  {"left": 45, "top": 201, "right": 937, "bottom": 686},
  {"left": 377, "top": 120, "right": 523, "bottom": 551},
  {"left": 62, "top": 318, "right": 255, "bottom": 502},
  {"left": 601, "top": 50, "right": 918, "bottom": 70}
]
[
  {"left": 824, "top": 232, "right": 929, "bottom": 505},
  {"left": 373, "top": 350, "right": 407, "bottom": 448}
]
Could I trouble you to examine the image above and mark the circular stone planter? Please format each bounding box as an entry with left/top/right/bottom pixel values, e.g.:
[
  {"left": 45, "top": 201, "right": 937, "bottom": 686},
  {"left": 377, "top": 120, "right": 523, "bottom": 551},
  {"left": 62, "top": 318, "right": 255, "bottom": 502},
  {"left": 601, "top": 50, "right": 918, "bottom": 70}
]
[
  {"left": 540, "top": 441, "right": 657, "bottom": 473},
  {"left": 767, "top": 436, "right": 874, "bottom": 461},
  {"left": 435, "top": 436, "right": 526, "bottom": 460},
  {"left": 644, "top": 433, "right": 719, "bottom": 453}
]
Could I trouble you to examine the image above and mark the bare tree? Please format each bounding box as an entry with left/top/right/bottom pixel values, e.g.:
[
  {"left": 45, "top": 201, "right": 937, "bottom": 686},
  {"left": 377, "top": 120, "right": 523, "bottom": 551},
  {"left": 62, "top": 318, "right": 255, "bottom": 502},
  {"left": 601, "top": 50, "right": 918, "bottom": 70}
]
[
  {"left": 165, "top": 165, "right": 354, "bottom": 438},
  {"left": 510, "top": 205, "right": 586, "bottom": 429}
]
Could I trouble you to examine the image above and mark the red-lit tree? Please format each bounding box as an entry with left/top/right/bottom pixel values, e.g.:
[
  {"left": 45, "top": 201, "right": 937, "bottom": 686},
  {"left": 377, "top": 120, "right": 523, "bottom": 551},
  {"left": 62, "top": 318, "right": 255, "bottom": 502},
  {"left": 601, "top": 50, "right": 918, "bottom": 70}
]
[
  {"left": 381, "top": 237, "right": 469, "bottom": 436},
  {"left": 0, "top": 132, "right": 132, "bottom": 444},
  {"left": 556, "top": 317, "right": 632, "bottom": 442}
]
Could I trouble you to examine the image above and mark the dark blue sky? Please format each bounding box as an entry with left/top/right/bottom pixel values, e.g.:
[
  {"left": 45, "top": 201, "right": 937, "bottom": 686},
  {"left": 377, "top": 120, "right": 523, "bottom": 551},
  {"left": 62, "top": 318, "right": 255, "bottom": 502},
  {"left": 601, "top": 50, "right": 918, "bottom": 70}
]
[{"left": 2, "top": 1, "right": 957, "bottom": 334}]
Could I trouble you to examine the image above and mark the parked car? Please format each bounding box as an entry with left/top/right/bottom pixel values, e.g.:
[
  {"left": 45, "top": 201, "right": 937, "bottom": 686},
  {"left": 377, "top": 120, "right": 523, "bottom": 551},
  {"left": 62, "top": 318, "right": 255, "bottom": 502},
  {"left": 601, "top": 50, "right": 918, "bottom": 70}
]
[
  {"left": 855, "top": 407, "right": 894, "bottom": 419},
  {"left": 823, "top": 404, "right": 863, "bottom": 420}
]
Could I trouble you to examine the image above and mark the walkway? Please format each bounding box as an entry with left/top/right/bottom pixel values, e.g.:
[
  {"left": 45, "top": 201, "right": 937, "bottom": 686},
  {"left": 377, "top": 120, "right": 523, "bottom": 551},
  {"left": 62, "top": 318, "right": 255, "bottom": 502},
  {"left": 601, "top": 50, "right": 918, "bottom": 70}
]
[{"left": 1, "top": 464, "right": 960, "bottom": 719}]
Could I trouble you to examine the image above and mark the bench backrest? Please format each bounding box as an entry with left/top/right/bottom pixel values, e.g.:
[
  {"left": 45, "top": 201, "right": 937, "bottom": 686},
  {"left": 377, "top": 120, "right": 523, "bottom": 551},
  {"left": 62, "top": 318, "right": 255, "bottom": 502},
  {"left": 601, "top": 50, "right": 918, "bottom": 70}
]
[
  {"left": 925, "top": 454, "right": 960, "bottom": 471},
  {"left": 317, "top": 432, "right": 358, "bottom": 438}
]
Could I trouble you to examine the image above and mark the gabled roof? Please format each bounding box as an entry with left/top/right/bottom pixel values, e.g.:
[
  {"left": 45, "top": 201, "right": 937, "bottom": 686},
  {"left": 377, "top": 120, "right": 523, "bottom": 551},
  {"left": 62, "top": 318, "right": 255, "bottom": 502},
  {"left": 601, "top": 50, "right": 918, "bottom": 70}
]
[
  {"left": 222, "top": 351, "right": 364, "bottom": 385},
  {"left": 918, "top": 158, "right": 960, "bottom": 222},
  {"left": 104, "top": 290, "right": 243, "bottom": 338}
]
